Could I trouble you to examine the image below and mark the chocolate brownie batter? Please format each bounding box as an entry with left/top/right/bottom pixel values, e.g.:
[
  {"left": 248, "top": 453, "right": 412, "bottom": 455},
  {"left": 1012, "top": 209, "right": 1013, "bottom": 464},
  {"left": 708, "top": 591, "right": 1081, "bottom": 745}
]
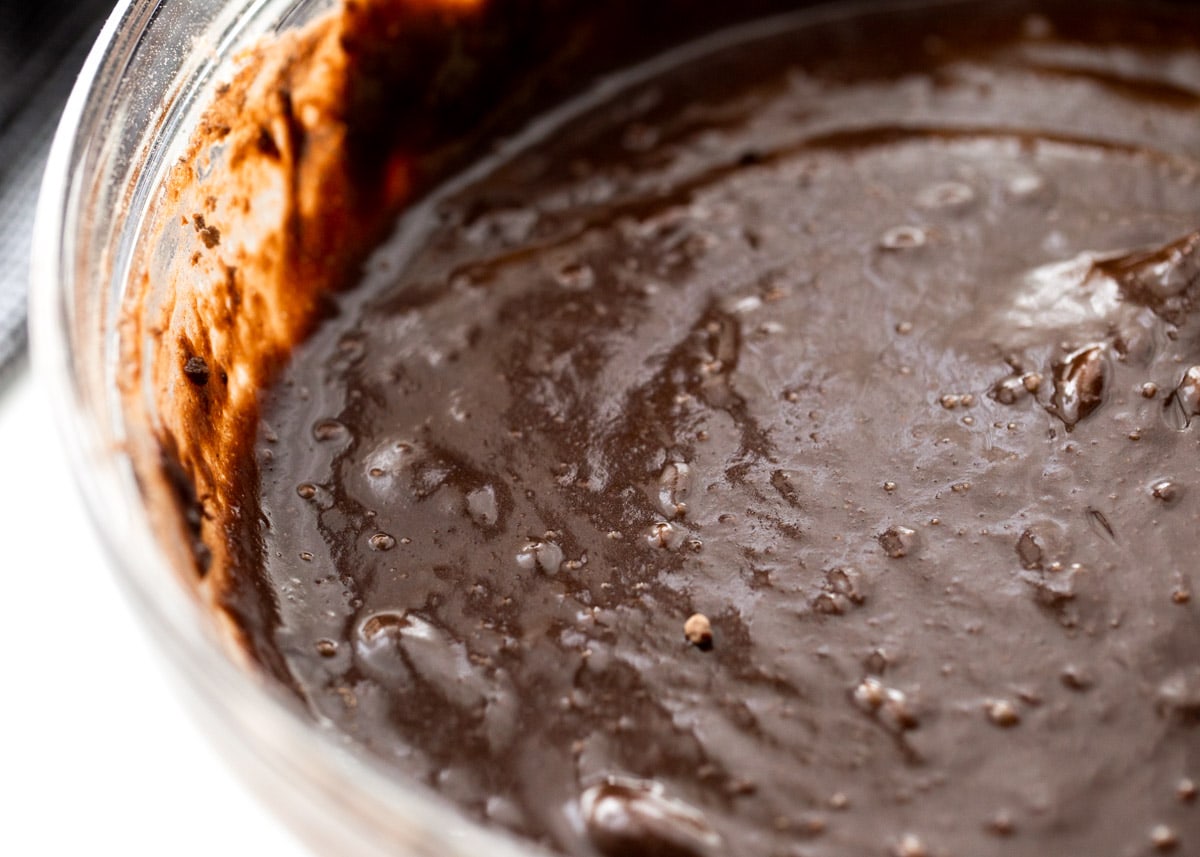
[{"left": 244, "top": 3, "right": 1200, "bottom": 855}]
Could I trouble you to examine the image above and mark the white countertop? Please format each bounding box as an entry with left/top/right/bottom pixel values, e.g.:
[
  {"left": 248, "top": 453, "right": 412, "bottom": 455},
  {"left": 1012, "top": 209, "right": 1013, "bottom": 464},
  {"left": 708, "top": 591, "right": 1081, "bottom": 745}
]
[{"left": 1, "top": 364, "right": 308, "bottom": 856}]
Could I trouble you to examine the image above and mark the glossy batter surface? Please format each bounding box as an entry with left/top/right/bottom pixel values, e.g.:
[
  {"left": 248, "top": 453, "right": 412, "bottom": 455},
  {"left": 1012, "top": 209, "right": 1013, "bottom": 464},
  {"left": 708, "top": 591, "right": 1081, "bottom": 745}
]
[{"left": 251, "top": 4, "right": 1200, "bottom": 855}]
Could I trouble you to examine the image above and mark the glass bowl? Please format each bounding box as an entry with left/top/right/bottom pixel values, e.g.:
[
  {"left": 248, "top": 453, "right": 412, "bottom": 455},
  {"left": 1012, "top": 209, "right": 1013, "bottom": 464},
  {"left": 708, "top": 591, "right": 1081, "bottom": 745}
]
[
  {"left": 34, "top": 0, "right": 1199, "bottom": 854},
  {"left": 28, "top": 1, "right": 542, "bottom": 854}
]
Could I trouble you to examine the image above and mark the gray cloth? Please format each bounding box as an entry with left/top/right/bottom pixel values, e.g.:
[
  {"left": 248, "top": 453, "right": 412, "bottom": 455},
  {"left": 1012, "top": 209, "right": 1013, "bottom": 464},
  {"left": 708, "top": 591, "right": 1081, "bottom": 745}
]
[{"left": 0, "top": 1, "right": 113, "bottom": 382}]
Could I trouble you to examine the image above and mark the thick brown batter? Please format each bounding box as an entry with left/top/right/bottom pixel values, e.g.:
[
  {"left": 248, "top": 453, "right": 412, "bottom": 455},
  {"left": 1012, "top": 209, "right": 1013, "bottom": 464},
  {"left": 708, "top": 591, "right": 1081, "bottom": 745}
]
[{"left": 242, "top": 3, "right": 1200, "bottom": 855}]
